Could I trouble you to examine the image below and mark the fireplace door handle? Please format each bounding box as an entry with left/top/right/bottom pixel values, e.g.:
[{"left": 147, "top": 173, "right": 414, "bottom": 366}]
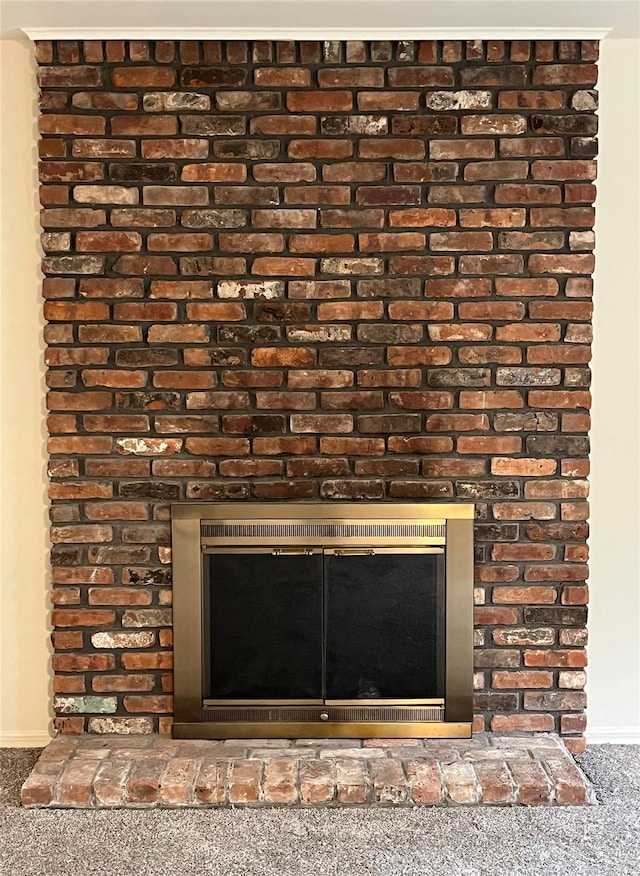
[
  {"left": 271, "top": 547, "right": 319, "bottom": 556},
  {"left": 328, "top": 549, "right": 376, "bottom": 557}
]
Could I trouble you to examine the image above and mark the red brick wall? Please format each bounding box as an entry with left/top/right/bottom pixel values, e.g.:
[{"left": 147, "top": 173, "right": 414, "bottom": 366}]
[{"left": 37, "top": 39, "right": 596, "bottom": 751}]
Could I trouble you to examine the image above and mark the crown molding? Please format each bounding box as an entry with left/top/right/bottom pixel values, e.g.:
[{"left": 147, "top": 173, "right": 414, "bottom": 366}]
[{"left": 22, "top": 27, "right": 611, "bottom": 42}]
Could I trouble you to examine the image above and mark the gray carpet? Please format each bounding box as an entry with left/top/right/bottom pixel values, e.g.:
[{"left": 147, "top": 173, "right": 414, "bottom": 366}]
[{"left": 1, "top": 746, "right": 639, "bottom": 876}]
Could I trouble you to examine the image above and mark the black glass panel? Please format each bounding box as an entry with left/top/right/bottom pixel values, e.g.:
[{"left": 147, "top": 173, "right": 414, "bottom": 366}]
[
  {"left": 325, "top": 552, "right": 443, "bottom": 699},
  {"left": 206, "top": 552, "right": 323, "bottom": 699}
]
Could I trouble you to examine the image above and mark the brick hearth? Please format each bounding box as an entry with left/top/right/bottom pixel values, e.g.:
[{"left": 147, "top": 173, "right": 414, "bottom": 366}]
[{"left": 21, "top": 734, "right": 593, "bottom": 807}]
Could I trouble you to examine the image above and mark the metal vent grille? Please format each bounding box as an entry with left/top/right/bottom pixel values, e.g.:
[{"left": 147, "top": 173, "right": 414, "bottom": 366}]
[
  {"left": 202, "top": 705, "right": 444, "bottom": 723},
  {"left": 201, "top": 522, "right": 446, "bottom": 540}
]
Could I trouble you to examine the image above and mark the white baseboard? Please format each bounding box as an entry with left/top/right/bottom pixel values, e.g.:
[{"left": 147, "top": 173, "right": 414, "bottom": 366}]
[
  {"left": 587, "top": 726, "right": 640, "bottom": 745},
  {"left": 0, "top": 730, "right": 52, "bottom": 748}
]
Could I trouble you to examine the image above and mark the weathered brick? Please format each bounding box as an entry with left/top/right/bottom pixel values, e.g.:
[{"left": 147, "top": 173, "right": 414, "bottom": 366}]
[{"left": 39, "top": 39, "right": 595, "bottom": 736}]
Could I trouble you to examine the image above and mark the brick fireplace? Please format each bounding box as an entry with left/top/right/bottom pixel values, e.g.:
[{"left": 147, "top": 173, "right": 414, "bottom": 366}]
[{"left": 38, "top": 37, "right": 595, "bottom": 753}]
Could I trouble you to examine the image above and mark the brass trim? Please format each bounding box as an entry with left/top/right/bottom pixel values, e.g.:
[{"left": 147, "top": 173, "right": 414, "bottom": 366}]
[
  {"left": 201, "top": 523, "right": 446, "bottom": 547},
  {"left": 172, "top": 514, "right": 203, "bottom": 724},
  {"left": 204, "top": 699, "right": 325, "bottom": 707},
  {"left": 174, "top": 502, "right": 474, "bottom": 521},
  {"left": 325, "top": 698, "right": 444, "bottom": 706},
  {"left": 173, "top": 721, "right": 473, "bottom": 739},
  {"left": 324, "top": 547, "right": 444, "bottom": 556},
  {"left": 203, "top": 545, "right": 444, "bottom": 556},
  {"left": 202, "top": 704, "right": 445, "bottom": 722},
  {"left": 444, "top": 517, "right": 474, "bottom": 724},
  {"left": 202, "top": 546, "right": 323, "bottom": 555}
]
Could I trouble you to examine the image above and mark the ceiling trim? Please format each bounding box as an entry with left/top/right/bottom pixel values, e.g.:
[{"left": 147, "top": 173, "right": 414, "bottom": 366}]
[{"left": 22, "top": 27, "right": 611, "bottom": 41}]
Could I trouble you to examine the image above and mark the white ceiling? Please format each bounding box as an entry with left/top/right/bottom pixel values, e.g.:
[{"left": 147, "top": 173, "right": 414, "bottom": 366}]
[{"left": 1, "top": 0, "right": 639, "bottom": 40}]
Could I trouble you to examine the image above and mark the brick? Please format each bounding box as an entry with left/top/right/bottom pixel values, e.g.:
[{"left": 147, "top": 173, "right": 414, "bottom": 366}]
[
  {"left": 493, "top": 670, "right": 553, "bottom": 690},
  {"left": 317, "top": 210, "right": 383, "bottom": 231},
  {"left": 528, "top": 390, "right": 591, "bottom": 409},
  {"left": 525, "top": 564, "right": 588, "bottom": 582},
  {"left": 430, "top": 139, "right": 495, "bottom": 160},
  {"left": 426, "top": 90, "right": 492, "bottom": 111},
  {"left": 299, "top": 760, "right": 334, "bottom": 803},
  {"left": 443, "top": 762, "right": 481, "bottom": 804},
  {"left": 285, "top": 185, "right": 351, "bottom": 206},
  {"left": 545, "top": 758, "right": 588, "bottom": 804},
  {"left": 290, "top": 233, "right": 354, "bottom": 254},
  {"left": 533, "top": 64, "right": 598, "bottom": 86},
  {"left": 214, "top": 91, "right": 281, "bottom": 112},
  {"left": 75, "top": 231, "right": 141, "bottom": 252},
  {"left": 213, "top": 140, "right": 279, "bottom": 161},
  {"left": 111, "top": 66, "right": 174, "bottom": 87},
  {"left": 389, "top": 67, "right": 454, "bottom": 87},
  {"left": 71, "top": 185, "right": 137, "bottom": 206},
  {"left": 561, "top": 713, "right": 588, "bottom": 735},
  {"left": 399, "top": 758, "right": 442, "bottom": 804},
  {"left": 360, "top": 139, "right": 426, "bottom": 160},
  {"left": 356, "top": 186, "right": 420, "bottom": 206},
  {"left": 323, "top": 162, "right": 386, "bottom": 184},
  {"left": 524, "top": 691, "right": 586, "bottom": 711},
  {"left": 459, "top": 208, "right": 526, "bottom": 228},
  {"left": 532, "top": 160, "right": 597, "bottom": 181},
  {"left": 475, "top": 761, "right": 516, "bottom": 805},
  {"left": 531, "top": 207, "right": 595, "bottom": 228},
  {"left": 369, "top": 758, "right": 408, "bottom": 804},
  {"left": 491, "top": 714, "right": 554, "bottom": 732},
  {"left": 262, "top": 759, "right": 298, "bottom": 804},
  {"left": 288, "top": 139, "right": 352, "bottom": 160},
  {"left": 143, "top": 186, "right": 208, "bottom": 206},
  {"left": 287, "top": 91, "right": 353, "bottom": 111},
  {"left": 393, "top": 116, "right": 457, "bottom": 136},
  {"left": 57, "top": 757, "right": 101, "bottom": 805},
  {"left": 194, "top": 760, "right": 229, "bottom": 805},
  {"left": 462, "top": 114, "right": 526, "bottom": 135},
  {"left": 500, "top": 137, "right": 566, "bottom": 161},
  {"left": 252, "top": 257, "right": 316, "bottom": 276},
  {"left": 499, "top": 90, "right": 564, "bottom": 109},
  {"left": 465, "top": 160, "right": 528, "bottom": 181},
  {"left": 111, "top": 207, "right": 177, "bottom": 226},
  {"left": 318, "top": 68, "right": 384, "bottom": 88},
  {"left": 253, "top": 162, "right": 316, "bottom": 182},
  {"left": 321, "top": 115, "right": 388, "bottom": 137},
  {"left": 459, "top": 255, "right": 524, "bottom": 275},
  {"left": 562, "top": 585, "right": 589, "bottom": 604},
  {"left": 358, "top": 91, "right": 419, "bottom": 111},
  {"left": 72, "top": 139, "right": 136, "bottom": 159},
  {"left": 40, "top": 115, "right": 105, "bottom": 136},
  {"left": 431, "top": 231, "right": 493, "bottom": 252},
  {"left": 335, "top": 759, "right": 368, "bottom": 804},
  {"left": 254, "top": 66, "right": 310, "bottom": 86}
]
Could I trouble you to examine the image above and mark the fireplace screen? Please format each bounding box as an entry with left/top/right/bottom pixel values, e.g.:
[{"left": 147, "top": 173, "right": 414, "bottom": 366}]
[
  {"left": 207, "top": 551, "right": 324, "bottom": 700},
  {"left": 324, "top": 551, "right": 443, "bottom": 700},
  {"left": 172, "top": 503, "right": 473, "bottom": 739},
  {"left": 205, "top": 549, "right": 443, "bottom": 702}
]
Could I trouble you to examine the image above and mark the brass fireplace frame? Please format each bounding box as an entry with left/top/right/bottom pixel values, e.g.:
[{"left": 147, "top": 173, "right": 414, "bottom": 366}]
[{"left": 171, "top": 502, "right": 474, "bottom": 739}]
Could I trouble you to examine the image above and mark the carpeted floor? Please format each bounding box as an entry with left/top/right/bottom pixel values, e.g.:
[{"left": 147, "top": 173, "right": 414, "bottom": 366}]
[{"left": 1, "top": 745, "right": 639, "bottom": 876}]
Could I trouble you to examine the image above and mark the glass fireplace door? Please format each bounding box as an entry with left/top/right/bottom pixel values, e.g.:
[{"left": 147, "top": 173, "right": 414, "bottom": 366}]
[
  {"left": 204, "top": 547, "right": 444, "bottom": 703},
  {"left": 205, "top": 550, "right": 324, "bottom": 700},
  {"left": 323, "top": 549, "right": 444, "bottom": 701}
]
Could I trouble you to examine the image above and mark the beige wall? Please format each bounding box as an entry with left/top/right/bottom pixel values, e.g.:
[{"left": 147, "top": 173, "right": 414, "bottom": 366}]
[
  {"left": 0, "top": 33, "right": 52, "bottom": 746},
  {"left": 0, "top": 28, "right": 638, "bottom": 745},
  {"left": 588, "top": 38, "right": 640, "bottom": 742}
]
